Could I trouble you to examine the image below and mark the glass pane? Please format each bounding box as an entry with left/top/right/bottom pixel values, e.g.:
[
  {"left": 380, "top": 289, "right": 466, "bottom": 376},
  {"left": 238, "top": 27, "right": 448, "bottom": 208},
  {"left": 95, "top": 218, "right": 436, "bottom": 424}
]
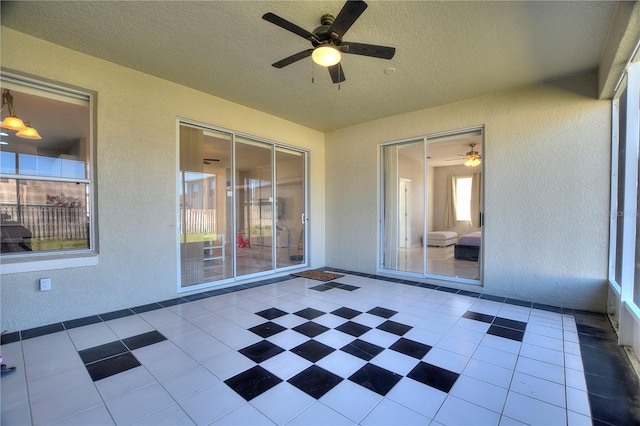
[
  {"left": 381, "top": 140, "right": 425, "bottom": 273},
  {"left": 427, "top": 131, "right": 482, "bottom": 280},
  {"left": 276, "top": 148, "right": 305, "bottom": 269},
  {"left": 1, "top": 179, "right": 89, "bottom": 253},
  {"left": 0, "top": 87, "right": 90, "bottom": 180},
  {"left": 616, "top": 88, "right": 628, "bottom": 285},
  {"left": 236, "top": 137, "right": 273, "bottom": 276},
  {"left": 179, "top": 125, "right": 233, "bottom": 287}
]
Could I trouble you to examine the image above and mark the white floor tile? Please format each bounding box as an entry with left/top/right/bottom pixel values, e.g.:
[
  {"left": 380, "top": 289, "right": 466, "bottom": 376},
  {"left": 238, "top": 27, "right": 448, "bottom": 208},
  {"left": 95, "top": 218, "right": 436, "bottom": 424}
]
[
  {"left": 480, "top": 334, "right": 522, "bottom": 355},
  {"left": 320, "top": 380, "right": 383, "bottom": 423},
  {"left": 565, "top": 368, "right": 587, "bottom": 391},
  {"left": 567, "top": 409, "right": 592, "bottom": 426},
  {"left": 510, "top": 372, "right": 566, "bottom": 408},
  {"left": 519, "top": 343, "right": 564, "bottom": 367},
  {"left": 472, "top": 345, "right": 518, "bottom": 370},
  {"left": 435, "top": 335, "right": 478, "bottom": 357},
  {"left": 288, "top": 402, "right": 356, "bottom": 426},
  {"left": 445, "top": 325, "right": 485, "bottom": 345},
  {"left": 67, "top": 322, "right": 119, "bottom": 351},
  {"left": 105, "top": 315, "right": 155, "bottom": 339},
  {"left": 265, "top": 329, "right": 311, "bottom": 350},
  {"left": 462, "top": 358, "right": 514, "bottom": 389},
  {"left": 566, "top": 387, "right": 591, "bottom": 416},
  {"left": 202, "top": 350, "right": 256, "bottom": 380},
  {"left": 94, "top": 366, "right": 157, "bottom": 401},
  {"left": 313, "top": 328, "right": 357, "bottom": 349},
  {"left": 212, "top": 403, "right": 275, "bottom": 425},
  {"left": 133, "top": 404, "right": 195, "bottom": 425},
  {"left": 360, "top": 328, "right": 402, "bottom": 348},
  {"left": 422, "top": 347, "right": 470, "bottom": 373},
  {"left": 161, "top": 365, "right": 220, "bottom": 401},
  {"left": 386, "top": 377, "right": 446, "bottom": 419},
  {"left": 361, "top": 398, "right": 431, "bottom": 425},
  {"left": 450, "top": 375, "right": 508, "bottom": 413},
  {"left": 515, "top": 356, "right": 565, "bottom": 385},
  {"left": 503, "top": 391, "right": 567, "bottom": 426},
  {"left": 250, "top": 382, "right": 315, "bottom": 424},
  {"left": 260, "top": 350, "right": 311, "bottom": 379},
  {"left": 314, "top": 350, "right": 366, "bottom": 379},
  {"left": 434, "top": 396, "right": 501, "bottom": 425},
  {"left": 30, "top": 383, "right": 103, "bottom": 426},
  {"left": 179, "top": 382, "right": 246, "bottom": 425},
  {"left": 27, "top": 364, "right": 93, "bottom": 404},
  {"left": 522, "top": 331, "right": 563, "bottom": 351},
  {"left": 52, "top": 404, "right": 115, "bottom": 426},
  {"left": 371, "top": 349, "right": 420, "bottom": 376},
  {"left": 105, "top": 382, "right": 175, "bottom": 425}
]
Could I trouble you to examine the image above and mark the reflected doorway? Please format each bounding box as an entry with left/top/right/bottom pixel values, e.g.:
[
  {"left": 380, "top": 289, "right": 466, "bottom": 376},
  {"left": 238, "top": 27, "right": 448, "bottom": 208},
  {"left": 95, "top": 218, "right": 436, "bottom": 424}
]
[{"left": 380, "top": 128, "right": 483, "bottom": 283}]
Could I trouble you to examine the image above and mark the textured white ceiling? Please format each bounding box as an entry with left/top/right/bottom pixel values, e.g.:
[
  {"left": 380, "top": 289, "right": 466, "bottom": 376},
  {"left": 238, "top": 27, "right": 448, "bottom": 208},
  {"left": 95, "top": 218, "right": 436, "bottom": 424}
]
[{"left": 0, "top": 1, "right": 619, "bottom": 132}]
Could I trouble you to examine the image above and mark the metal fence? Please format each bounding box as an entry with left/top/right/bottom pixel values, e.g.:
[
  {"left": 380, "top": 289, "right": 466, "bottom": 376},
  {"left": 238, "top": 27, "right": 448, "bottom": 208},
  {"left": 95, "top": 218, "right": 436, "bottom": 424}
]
[
  {"left": 181, "top": 208, "right": 218, "bottom": 234},
  {"left": 1, "top": 205, "right": 88, "bottom": 240}
]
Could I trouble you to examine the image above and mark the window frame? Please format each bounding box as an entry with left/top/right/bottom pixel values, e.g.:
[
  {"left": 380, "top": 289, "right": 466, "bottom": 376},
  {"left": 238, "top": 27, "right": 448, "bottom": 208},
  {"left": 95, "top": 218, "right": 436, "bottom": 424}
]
[
  {"left": 609, "top": 60, "right": 640, "bottom": 328},
  {"left": 0, "top": 72, "right": 97, "bottom": 273}
]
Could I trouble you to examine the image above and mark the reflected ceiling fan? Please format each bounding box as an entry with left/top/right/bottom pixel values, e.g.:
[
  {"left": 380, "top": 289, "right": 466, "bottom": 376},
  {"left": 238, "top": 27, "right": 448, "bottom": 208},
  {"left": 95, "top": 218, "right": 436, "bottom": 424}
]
[
  {"left": 262, "top": 0, "right": 396, "bottom": 83},
  {"left": 203, "top": 158, "right": 220, "bottom": 165},
  {"left": 445, "top": 144, "right": 482, "bottom": 167}
]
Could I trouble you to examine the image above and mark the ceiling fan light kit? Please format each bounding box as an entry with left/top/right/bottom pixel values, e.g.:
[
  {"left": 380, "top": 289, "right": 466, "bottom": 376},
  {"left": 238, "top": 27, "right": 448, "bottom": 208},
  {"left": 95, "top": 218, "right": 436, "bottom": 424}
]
[
  {"left": 0, "top": 89, "right": 41, "bottom": 140},
  {"left": 464, "top": 144, "right": 481, "bottom": 167},
  {"left": 312, "top": 45, "right": 341, "bottom": 67},
  {"left": 263, "top": 0, "right": 396, "bottom": 84}
]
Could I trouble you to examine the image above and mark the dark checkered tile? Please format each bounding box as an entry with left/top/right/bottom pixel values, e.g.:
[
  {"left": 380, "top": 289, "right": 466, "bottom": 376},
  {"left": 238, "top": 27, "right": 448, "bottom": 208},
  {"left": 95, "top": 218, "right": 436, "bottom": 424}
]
[
  {"left": 239, "top": 340, "right": 285, "bottom": 363},
  {"left": 335, "top": 321, "right": 371, "bottom": 337},
  {"left": 85, "top": 353, "right": 141, "bottom": 381},
  {"left": 122, "top": 330, "right": 166, "bottom": 350},
  {"left": 376, "top": 320, "right": 412, "bottom": 336},
  {"left": 224, "top": 366, "right": 282, "bottom": 400},
  {"left": 367, "top": 307, "right": 398, "bottom": 318},
  {"left": 288, "top": 365, "right": 343, "bottom": 399},
  {"left": 333, "top": 283, "right": 360, "bottom": 291},
  {"left": 256, "top": 308, "right": 288, "bottom": 320},
  {"left": 493, "top": 317, "right": 527, "bottom": 331},
  {"left": 331, "top": 307, "right": 362, "bottom": 319},
  {"left": 348, "top": 363, "right": 402, "bottom": 396},
  {"left": 340, "top": 339, "right": 384, "bottom": 361},
  {"left": 290, "top": 340, "right": 335, "bottom": 362},
  {"left": 79, "top": 341, "right": 128, "bottom": 364},
  {"left": 310, "top": 284, "right": 334, "bottom": 292},
  {"left": 389, "top": 338, "right": 432, "bottom": 359},
  {"left": 407, "top": 362, "right": 459, "bottom": 393},
  {"left": 462, "top": 311, "right": 495, "bottom": 323},
  {"left": 292, "top": 321, "right": 329, "bottom": 338},
  {"left": 294, "top": 308, "right": 325, "bottom": 320},
  {"left": 487, "top": 325, "right": 525, "bottom": 342},
  {"left": 249, "top": 321, "right": 287, "bottom": 338}
]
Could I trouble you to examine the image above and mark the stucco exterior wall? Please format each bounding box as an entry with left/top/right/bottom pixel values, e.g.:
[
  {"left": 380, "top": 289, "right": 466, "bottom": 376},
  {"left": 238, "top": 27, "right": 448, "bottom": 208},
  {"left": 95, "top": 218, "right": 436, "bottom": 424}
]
[
  {"left": 325, "top": 72, "right": 611, "bottom": 311},
  {"left": 0, "top": 28, "right": 326, "bottom": 331}
]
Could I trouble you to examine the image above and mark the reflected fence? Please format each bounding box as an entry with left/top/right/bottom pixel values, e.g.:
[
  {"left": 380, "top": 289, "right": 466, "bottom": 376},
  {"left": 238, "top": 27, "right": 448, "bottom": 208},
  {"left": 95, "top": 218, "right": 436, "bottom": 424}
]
[{"left": 1, "top": 205, "right": 88, "bottom": 240}]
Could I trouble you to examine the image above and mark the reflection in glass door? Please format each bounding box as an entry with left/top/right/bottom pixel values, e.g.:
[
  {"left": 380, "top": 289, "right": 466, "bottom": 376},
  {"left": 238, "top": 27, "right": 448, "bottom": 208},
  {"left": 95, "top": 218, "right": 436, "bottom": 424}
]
[
  {"left": 235, "top": 138, "right": 274, "bottom": 276},
  {"left": 276, "top": 148, "right": 306, "bottom": 269},
  {"left": 179, "top": 125, "right": 233, "bottom": 288},
  {"left": 381, "top": 140, "right": 425, "bottom": 274},
  {"left": 380, "top": 128, "right": 483, "bottom": 283},
  {"left": 179, "top": 122, "right": 308, "bottom": 289}
]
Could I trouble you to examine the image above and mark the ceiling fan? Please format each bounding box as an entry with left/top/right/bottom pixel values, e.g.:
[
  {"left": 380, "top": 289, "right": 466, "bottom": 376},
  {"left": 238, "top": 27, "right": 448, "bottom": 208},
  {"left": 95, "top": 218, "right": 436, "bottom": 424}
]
[
  {"left": 444, "top": 144, "right": 482, "bottom": 167},
  {"left": 262, "top": 0, "right": 396, "bottom": 83},
  {"left": 203, "top": 158, "right": 220, "bottom": 165}
]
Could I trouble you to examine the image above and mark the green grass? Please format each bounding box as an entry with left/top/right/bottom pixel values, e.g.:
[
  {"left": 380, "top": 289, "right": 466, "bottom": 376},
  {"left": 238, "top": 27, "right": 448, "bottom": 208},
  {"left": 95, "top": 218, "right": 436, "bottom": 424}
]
[{"left": 32, "top": 239, "right": 88, "bottom": 251}]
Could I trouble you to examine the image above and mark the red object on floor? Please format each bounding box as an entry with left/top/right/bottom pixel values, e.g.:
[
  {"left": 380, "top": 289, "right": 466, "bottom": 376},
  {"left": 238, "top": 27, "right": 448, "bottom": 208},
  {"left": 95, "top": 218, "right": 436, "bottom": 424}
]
[{"left": 236, "top": 233, "right": 251, "bottom": 248}]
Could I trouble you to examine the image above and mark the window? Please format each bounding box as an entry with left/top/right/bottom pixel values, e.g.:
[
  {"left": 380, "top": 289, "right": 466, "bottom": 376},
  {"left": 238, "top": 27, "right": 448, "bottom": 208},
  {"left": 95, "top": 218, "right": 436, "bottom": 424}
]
[
  {"left": 455, "top": 176, "right": 472, "bottom": 221},
  {"left": 0, "top": 75, "right": 92, "bottom": 257}
]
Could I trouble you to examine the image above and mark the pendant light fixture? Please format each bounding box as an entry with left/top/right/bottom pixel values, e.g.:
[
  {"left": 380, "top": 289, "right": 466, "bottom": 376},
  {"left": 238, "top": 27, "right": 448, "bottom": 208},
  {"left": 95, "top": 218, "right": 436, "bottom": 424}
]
[
  {"left": 1, "top": 89, "right": 41, "bottom": 139},
  {"left": 463, "top": 144, "right": 481, "bottom": 167},
  {"left": 312, "top": 45, "right": 341, "bottom": 67}
]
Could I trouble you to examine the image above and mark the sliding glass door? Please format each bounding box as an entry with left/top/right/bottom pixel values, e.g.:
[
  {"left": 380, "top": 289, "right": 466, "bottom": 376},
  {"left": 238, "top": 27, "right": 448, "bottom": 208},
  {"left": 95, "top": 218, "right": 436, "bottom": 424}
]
[
  {"left": 179, "top": 122, "right": 308, "bottom": 290},
  {"left": 380, "top": 128, "right": 483, "bottom": 283}
]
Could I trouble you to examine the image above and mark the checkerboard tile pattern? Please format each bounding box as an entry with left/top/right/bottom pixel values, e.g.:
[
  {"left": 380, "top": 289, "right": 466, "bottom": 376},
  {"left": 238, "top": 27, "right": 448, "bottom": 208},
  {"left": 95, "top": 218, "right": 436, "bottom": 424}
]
[{"left": 1, "top": 270, "right": 638, "bottom": 425}]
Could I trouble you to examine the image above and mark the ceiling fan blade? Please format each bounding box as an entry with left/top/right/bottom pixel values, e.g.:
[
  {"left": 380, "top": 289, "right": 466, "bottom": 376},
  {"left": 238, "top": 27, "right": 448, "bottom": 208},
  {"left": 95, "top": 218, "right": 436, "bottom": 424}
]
[
  {"left": 272, "top": 49, "right": 313, "bottom": 68},
  {"left": 262, "top": 12, "right": 317, "bottom": 41},
  {"left": 328, "top": 0, "right": 368, "bottom": 39},
  {"left": 328, "top": 63, "right": 346, "bottom": 84},
  {"left": 341, "top": 42, "right": 395, "bottom": 59}
]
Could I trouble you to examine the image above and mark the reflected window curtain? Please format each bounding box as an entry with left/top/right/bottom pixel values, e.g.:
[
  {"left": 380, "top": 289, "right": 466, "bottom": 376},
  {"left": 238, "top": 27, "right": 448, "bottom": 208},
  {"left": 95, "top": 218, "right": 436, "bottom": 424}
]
[
  {"left": 470, "top": 172, "right": 481, "bottom": 227},
  {"left": 443, "top": 175, "right": 457, "bottom": 228},
  {"left": 180, "top": 125, "right": 204, "bottom": 286},
  {"left": 383, "top": 146, "right": 399, "bottom": 270}
]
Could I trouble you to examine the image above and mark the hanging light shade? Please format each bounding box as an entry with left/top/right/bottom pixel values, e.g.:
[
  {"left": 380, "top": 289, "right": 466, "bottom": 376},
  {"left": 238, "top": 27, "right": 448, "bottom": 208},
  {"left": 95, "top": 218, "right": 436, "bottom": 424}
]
[
  {"left": 312, "top": 45, "right": 341, "bottom": 67},
  {"left": 463, "top": 143, "right": 481, "bottom": 167},
  {"left": 464, "top": 155, "right": 481, "bottom": 167},
  {"left": 1, "top": 89, "right": 41, "bottom": 138},
  {"left": 16, "top": 121, "right": 42, "bottom": 140},
  {"left": 1, "top": 114, "right": 26, "bottom": 131}
]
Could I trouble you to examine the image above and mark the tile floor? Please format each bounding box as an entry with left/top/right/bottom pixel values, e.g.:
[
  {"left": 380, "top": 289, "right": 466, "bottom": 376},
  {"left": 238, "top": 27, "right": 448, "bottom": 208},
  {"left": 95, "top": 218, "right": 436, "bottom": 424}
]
[{"left": 1, "top": 270, "right": 639, "bottom": 425}]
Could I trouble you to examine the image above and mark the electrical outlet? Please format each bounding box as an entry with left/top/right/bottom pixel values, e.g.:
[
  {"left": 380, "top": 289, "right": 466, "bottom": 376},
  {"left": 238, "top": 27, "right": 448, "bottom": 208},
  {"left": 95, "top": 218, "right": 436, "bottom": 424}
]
[{"left": 39, "top": 278, "right": 52, "bottom": 291}]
